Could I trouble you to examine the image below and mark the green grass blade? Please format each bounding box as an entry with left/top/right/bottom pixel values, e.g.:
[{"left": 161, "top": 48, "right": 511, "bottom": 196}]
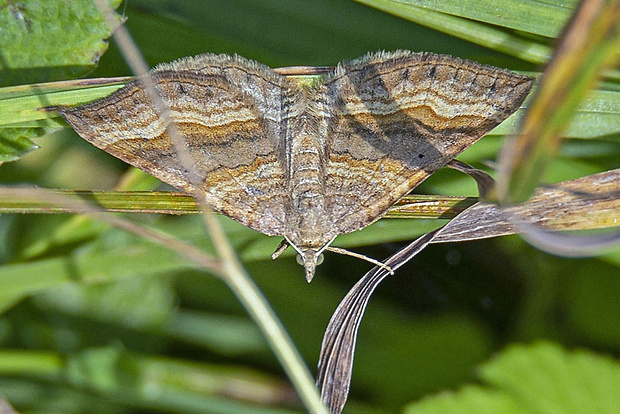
[
  {"left": 356, "top": 0, "right": 553, "bottom": 63},
  {"left": 497, "top": 0, "right": 620, "bottom": 203},
  {"left": 360, "top": 0, "right": 575, "bottom": 37}
]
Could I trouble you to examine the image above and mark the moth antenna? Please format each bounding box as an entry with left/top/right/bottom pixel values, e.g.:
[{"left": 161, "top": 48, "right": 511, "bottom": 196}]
[{"left": 325, "top": 247, "right": 394, "bottom": 275}]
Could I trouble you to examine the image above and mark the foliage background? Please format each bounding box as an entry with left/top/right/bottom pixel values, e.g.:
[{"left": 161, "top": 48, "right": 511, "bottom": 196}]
[{"left": 0, "top": 0, "right": 619, "bottom": 413}]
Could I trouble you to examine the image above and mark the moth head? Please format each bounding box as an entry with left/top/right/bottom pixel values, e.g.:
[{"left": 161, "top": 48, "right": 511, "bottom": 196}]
[
  {"left": 283, "top": 235, "right": 335, "bottom": 282},
  {"left": 296, "top": 249, "right": 325, "bottom": 283}
]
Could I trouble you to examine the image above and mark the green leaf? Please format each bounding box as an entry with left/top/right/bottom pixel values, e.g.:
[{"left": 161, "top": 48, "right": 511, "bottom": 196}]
[
  {"left": 405, "top": 385, "right": 528, "bottom": 414},
  {"left": 0, "top": 127, "right": 40, "bottom": 162},
  {"left": 0, "top": 78, "right": 128, "bottom": 127},
  {"left": 359, "top": 0, "right": 576, "bottom": 38},
  {"left": 0, "top": 0, "right": 124, "bottom": 87},
  {"left": 482, "top": 342, "right": 620, "bottom": 414},
  {"left": 404, "top": 342, "right": 620, "bottom": 414}
]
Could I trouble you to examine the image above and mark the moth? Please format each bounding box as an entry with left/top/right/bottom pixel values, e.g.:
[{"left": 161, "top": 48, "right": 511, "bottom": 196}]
[{"left": 59, "top": 50, "right": 533, "bottom": 281}]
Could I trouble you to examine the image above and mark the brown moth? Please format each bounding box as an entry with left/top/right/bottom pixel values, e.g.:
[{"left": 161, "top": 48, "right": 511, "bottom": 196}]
[{"left": 59, "top": 50, "right": 533, "bottom": 281}]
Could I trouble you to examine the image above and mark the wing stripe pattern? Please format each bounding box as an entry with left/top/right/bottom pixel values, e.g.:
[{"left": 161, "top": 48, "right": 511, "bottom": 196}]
[
  {"left": 61, "top": 54, "right": 293, "bottom": 235},
  {"left": 323, "top": 51, "right": 533, "bottom": 233}
]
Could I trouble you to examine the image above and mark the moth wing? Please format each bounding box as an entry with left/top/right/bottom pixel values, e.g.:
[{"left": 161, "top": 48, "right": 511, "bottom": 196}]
[
  {"left": 60, "top": 54, "right": 291, "bottom": 235},
  {"left": 323, "top": 51, "right": 533, "bottom": 234}
]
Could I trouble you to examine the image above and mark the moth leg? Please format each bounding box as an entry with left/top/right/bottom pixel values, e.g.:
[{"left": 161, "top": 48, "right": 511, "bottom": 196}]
[{"left": 271, "top": 239, "right": 291, "bottom": 260}]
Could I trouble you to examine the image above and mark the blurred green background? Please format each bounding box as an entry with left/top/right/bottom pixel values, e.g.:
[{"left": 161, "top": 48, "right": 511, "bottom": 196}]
[{"left": 1, "top": 0, "right": 619, "bottom": 413}]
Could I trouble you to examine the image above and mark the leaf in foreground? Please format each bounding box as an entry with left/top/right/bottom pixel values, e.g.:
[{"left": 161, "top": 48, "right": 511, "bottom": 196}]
[
  {"left": 0, "top": 0, "right": 124, "bottom": 87},
  {"left": 404, "top": 341, "right": 620, "bottom": 414}
]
